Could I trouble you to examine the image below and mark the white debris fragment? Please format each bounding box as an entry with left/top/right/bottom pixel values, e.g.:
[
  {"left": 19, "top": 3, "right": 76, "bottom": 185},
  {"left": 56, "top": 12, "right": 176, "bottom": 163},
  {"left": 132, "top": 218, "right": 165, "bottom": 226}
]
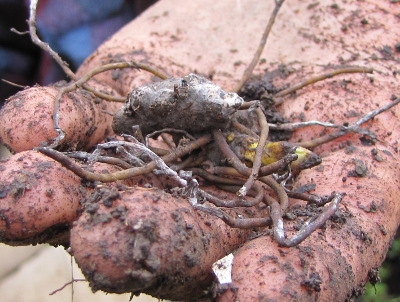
[{"left": 212, "top": 253, "right": 234, "bottom": 284}]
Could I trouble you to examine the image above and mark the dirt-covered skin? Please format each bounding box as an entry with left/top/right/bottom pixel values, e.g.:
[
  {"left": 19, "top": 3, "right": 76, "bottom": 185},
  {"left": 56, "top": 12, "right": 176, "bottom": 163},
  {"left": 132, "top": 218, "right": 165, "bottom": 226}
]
[
  {"left": 0, "top": 150, "right": 84, "bottom": 245},
  {"left": 0, "top": 150, "right": 172, "bottom": 246},
  {"left": 0, "top": 0, "right": 399, "bottom": 301},
  {"left": 71, "top": 186, "right": 265, "bottom": 300},
  {"left": 219, "top": 144, "right": 400, "bottom": 301}
]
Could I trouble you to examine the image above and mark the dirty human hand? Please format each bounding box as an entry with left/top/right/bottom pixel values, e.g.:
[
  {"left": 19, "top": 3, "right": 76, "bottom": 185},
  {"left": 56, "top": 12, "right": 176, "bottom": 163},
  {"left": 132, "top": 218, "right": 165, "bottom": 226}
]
[{"left": 1, "top": 0, "right": 400, "bottom": 301}]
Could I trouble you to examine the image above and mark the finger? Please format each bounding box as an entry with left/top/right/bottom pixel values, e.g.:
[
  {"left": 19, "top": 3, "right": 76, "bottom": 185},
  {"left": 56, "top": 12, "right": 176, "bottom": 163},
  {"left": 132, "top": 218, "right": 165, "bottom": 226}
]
[
  {"left": 215, "top": 0, "right": 400, "bottom": 300},
  {"left": 0, "top": 149, "right": 169, "bottom": 245},
  {"left": 70, "top": 185, "right": 268, "bottom": 300},
  {"left": 0, "top": 150, "right": 84, "bottom": 245},
  {"left": 0, "top": 81, "right": 121, "bottom": 152},
  {"left": 218, "top": 143, "right": 400, "bottom": 301}
]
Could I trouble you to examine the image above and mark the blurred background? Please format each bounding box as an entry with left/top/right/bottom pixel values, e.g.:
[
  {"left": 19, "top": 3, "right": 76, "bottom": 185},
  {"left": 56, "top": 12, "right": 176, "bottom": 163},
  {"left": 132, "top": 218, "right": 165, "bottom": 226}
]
[
  {"left": 0, "top": 0, "right": 158, "bottom": 106},
  {"left": 0, "top": 0, "right": 399, "bottom": 301}
]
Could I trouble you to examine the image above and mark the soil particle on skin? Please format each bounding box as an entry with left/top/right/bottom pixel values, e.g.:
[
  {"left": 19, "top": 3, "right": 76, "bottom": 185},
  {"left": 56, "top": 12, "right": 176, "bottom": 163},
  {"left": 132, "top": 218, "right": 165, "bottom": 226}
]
[
  {"left": 45, "top": 188, "right": 54, "bottom": 198},
  {"left": 371, "top": 148, "right": 384, "bottom": 162},
  {"left": 3, "top": 160, "right": 56, "bottom": 202},
  {"left": 284, "top": 211, "right": 297, "bottom": 220},
  {"left": 81, "top": 186, "right": 126, "bottom": 225},
  {"left": 379, "top": 45, "right": 394, "bottom": 59},
  {"left": 257, "top": 255, "right": 279, "bottom": 264},
  {"left": 293, "top": 183, "right": 316, "bottom": 194},
  {"left": 236, "top": 68, "right": 295, "bottom": 142},
  {"left": 358, "top": 200, "right": 379, "bottom": 213},
  {"left": 102, "top": 190, "right": 120, "bottom": 207},
  {"left": 110, "top": 205, "right": 129, "bottom": 220},
  {"left": 257, "top": 292, "right": 278, "bottom": 302},
  {"left": 8, "top": 177, "right": 31, "bottom": 200},
  {"left": 329, "top": 209, "right": 351, "bottom": 226},
  {"left": 0, "top": 185, "right": 7, "bottom": 198},
  {"left": 351, "top": 229, "right": 373, "bottom": 245},
  {"left": 291, "top": 203, "right": 322, "bottom": 219},
  {"left": 344, "top": 145, "right": 358, "bottom": 155},
  {"left": 377, "top": 224, "right": 387, "bottom": 235},
  {"left": 382, "top": 149, "right": 394, "bottom": 158},
  {"left": 347, "top": 159, "right": 368, "bottom": 177},
  {"left": 85, "top": 203, "right": 99, "bottom": 214},
  {"left": 183, "top": 253, "right": 198, "bottom": 268},
  {"left": 359, "top": 136, "right": 375, "bottom": 146},
  {"left": 297, "top": 246, "right": 314, "bottom": 275},
  {"left": 280, "top": 285, "right": 299, "bottom": 301},
  {"left": 239, "top": 76, "right": 278, "bottom": 101},
  {"left": 301, "top": 271, "right": 322, "bottom": 292}
]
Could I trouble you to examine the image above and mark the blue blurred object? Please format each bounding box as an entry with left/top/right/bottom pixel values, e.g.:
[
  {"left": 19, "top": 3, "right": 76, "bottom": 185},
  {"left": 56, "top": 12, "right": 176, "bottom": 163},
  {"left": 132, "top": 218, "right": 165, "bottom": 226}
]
[{"left": 36, "top": 0, "right": 136, "bottom": 69}]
